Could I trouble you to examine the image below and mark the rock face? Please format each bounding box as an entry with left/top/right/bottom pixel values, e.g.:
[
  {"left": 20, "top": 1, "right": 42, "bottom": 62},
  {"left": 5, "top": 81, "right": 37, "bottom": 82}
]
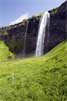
[
  {"left": 0, "top": 1, "right": 66, "bottom": 57},
  {"left": 44, "top": 1, "right": 67, "bottom": 52},
  {"left": 0, "top": 16, "right": 40, "bottom": 56}
]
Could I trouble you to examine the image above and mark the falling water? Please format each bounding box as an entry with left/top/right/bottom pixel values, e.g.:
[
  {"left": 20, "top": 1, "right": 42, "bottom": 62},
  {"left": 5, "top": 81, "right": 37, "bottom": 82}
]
[
  {"left": 35, "top": 11, "right": 50, "bottom": 57},
  {"left": 23, "top": 20, "right": 29, "bottom": 56}
]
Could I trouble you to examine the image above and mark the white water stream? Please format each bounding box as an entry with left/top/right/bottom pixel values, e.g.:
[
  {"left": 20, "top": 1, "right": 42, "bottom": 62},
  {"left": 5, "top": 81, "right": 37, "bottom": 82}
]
[{"left": 35, "top": 12, "right": 50, "bottom": 56}]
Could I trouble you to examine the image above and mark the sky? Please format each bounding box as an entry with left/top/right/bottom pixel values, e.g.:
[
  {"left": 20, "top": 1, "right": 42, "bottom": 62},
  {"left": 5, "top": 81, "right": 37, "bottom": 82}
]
[{"left": 0, "top": 0, "right": 65, "bottom": 27}]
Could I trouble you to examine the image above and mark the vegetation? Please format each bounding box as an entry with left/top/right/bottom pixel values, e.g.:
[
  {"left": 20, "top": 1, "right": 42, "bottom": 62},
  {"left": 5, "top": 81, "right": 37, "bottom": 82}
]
[
  {"left": 0, "top": 41, "right": 67, "bottom": 101},
  {"left": 51, "top": 8, "right": 58, "bottom": 15},
  {"left": 0, "top": 41, "right": 15, "bottom": 61},
  {"left": 31, "top": 12, "right": 43, "bottom": 18}
]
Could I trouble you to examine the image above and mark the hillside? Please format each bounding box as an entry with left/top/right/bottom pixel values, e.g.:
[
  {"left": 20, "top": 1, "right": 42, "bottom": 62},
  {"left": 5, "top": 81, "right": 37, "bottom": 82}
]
[
  {"left": 0, "top": 41, "right": 15, "bottom": 61},
  {"left": 0, "top": 41, "right": 67, "bottom": 101}
]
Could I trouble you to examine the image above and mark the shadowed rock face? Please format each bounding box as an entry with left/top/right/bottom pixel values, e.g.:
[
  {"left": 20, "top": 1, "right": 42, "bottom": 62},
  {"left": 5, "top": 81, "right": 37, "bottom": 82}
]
[
  {"left": 0, "top": 1, "right": 66, "bottom": 57},
  {"left": 44, "top": 1, "right": 67, "bottom": 53},
  {"left": 0, "top": 16, "right": 40, "bottom": 55}
]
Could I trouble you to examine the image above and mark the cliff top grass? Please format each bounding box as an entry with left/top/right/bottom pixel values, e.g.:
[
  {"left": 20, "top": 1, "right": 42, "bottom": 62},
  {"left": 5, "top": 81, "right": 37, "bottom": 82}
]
[
  {"left": 0, "top": 41, "right": 67, "bottom": 101},
  {"left": 50, "top": 8, "right": 58, "bottom": 15}
]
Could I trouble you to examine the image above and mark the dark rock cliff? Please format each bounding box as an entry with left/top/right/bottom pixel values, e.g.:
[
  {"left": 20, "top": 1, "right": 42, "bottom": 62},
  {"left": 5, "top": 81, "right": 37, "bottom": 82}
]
[
  {"left": 44, "top": 1, "right": 67, "bottom": 52},
  {"left": 0, "top": 1, "right": 66, "bottom": 57}
]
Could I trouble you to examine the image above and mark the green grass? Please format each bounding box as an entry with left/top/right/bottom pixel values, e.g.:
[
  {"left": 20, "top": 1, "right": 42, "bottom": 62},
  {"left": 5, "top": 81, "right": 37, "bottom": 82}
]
[
  {"left": 0, "top": 41, "right": 15, "bottom": 61},
  {"left": 51, "top": 8, "right": 58, "bottom": 15},
  {"left": 0, "top": 41, "right": 67, "bottom": 101}
]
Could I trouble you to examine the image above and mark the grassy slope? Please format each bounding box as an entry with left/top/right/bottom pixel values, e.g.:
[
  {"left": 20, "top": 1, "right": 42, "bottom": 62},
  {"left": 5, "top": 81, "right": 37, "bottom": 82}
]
[
  {"left": 0, "top": 41, "right": 15, "bottom": 61},
  {"left": 0, "top": 41, "right": 67, "bottom": 101}
]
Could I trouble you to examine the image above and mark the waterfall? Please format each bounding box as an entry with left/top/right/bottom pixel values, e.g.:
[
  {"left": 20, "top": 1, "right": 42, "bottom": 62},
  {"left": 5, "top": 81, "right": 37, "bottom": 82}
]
[
  {"left": 23, "top": 20, "right": 29, "bottom": 56},
  {"left": 35, "top": 11, "right": 50, "bottom": 57}
]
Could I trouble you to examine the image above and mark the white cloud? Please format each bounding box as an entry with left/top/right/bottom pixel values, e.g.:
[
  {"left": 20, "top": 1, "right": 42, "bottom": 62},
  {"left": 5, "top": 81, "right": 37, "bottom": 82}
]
[{"left": 9, "top": 13, "right": 29, "bottom": 25}]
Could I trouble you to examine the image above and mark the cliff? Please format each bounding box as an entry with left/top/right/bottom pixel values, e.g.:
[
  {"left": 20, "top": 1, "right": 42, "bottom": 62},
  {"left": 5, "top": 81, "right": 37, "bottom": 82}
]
[{"left": 0, "top": 1, "right": 66, "bottom": 58}]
